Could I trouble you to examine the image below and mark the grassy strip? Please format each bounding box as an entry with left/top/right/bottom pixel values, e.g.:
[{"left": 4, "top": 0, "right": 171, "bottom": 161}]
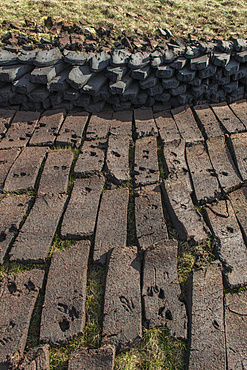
[{"left": 0, "top": 0, "right": 246, "bottom": 40}]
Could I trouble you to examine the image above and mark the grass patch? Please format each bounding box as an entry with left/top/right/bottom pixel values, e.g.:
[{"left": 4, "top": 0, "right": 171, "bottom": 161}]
[
  {"left": 0, "top": 0, "right": 247, "bottom": 39},
  {"left": 177, "top": 238, "right": 215, "bottom": 294},
  {"left": 0, "top": 261, "right": 45, "bottom": 281},
  {"left": 49, "top": 234, "right": 77, "bottom": 256},
  {"left": 49, "top": 264, "right": 106, "bottom": 369},
  {"left": 115, "top": 327, "right": 186, "bottom": 370}
]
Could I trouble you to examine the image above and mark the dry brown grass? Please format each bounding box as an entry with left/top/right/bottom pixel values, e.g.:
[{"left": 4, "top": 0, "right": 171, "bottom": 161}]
[{"left": 0, "top": 0, "right": 247, "bottom": 39}]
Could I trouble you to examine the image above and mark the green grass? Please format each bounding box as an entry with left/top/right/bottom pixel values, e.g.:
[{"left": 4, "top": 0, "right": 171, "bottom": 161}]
[
  {"left": 177, "top": 238, "right": 215, "bottom": 294},
  {"left": 115, "top": 328, "right": 186, "bottom": 370},
  {"left": 0, "top": 261, "right": 45, "bottom": 281},
  {"left": 0, "top": 0, "right": 246, "bottom": 40}
]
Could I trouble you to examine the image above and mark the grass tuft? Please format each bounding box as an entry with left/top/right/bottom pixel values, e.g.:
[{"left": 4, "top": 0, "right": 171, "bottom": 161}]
[
  {"left": 115, "top": 327, "right": 186, "bottom": 370},
  {"left": 0, "top": 261, "right": 45, "bottom": 282}
]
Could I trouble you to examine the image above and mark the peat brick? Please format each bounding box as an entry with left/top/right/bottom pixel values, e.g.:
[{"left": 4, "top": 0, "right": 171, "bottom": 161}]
[
  {"left": 110, "top": 110, "right": 133, "bottom": 137},
  {"left": 4, "top": 146, "right": 48, "bottom": 193},
  {"left": 235, "top": 50, "right": 247, "bottom": 63},
  {"left": 193, "top": 104, "right": 223, "bottom": 139},
  {"left": 28, "top": 87, "right": 50, "bottom": 103},
  {"left": 56, "top": 111, "right": 88, "bottom": 148},
  {"left": 211, "top": 102, "right": 245, "bottom": 133},
  {"left": 109, "top": 72, "right": 133, "bottom": 94},
  {"left": 198, "top": 64, "right": 217, "bottom": 78},
  {"left": 68, "top": 346, "right": 115, "bottom": 370},
  {"left": 155, "top": 65, "right": 174, "bottom": 79},
  {"left": 155, "top": 92, "right": 171, "bottom": 103},
  {"left": 205, "top": 199, "right": 247, "bottom": 287},
  {"left": 139, "top": 73, "right": 157, "bottom": 89},
  {"left": 10, "top": 193, "right": 67, "bottom": 263},
  {"left": 121, "top": 81, "right": 139, "bottom": 101},
  {"left": 74, "top": 139, "right": 107, "bottom": 177},
  {"left": 170, "top": 57, "right": 187, "bottom": 70},
  {"left": 94, "top": 83, "right": 111, "bottom": 102},
  {"left": 0, "top": 195, "right": 32, "bottom": 264},
  {"left": 134, "top": 108, "right": 158, "bottom": 138},
  {"left": 101, "top": 246, "right": 142, "bottom": 352},
  {"left": 229, "top": 99, "right": 247, "bottom": 129},
  {"left": 161, "top": 77, "right": 179, "bottom": 89},
  {"left": 131, "top": 65, "right": 151, "bottom": 81},
  {"left": 47, "top": 68, "right": 70, "bottom": 92},
  {"left": 154, "top": 110, "right": 181, "bottom": 143},
  {"left": 0, "top": 148, "right": 20, "bottom": 190},
  {"left": 0, "top": 109, "right": 16, "bottom": 138},
  {"left": 67, "top": 65, "right": 92, "bottom": 89},
  {"left": 177, "top": 67, "right": 196, "bottom": 82},
  {"left": 86, "top": 111, "right": 112, "bottom": 140},
  {"left": 90, "top": 51, "right": 111, "bottom": 72},
  {"left": 29, "top": 109, "right": 65, "bottom": 146},
  {"left": 188, "top": 76, "right": 202, "bottom": 86},
  {"left": 111, "top": 49, "right": 131, "bottom": 67},
  {"left": 213, "top": 53, "right": 230, "bottom": 67},
  {"left": 34, "top": 48, "right": 62, "bottom": 66},
  {"left": 17, "top": 50, "right": 38, "bottom": 65},
  {"left": 61, "top": 175, "right": 105, "bottom": 239},
  {"left": 229, "top": 186, "right": 247, "bottom": 242},
  {"left": 206, "top": 136, "right": 241, "bottom": 192},
  {"left": 163, "top": 50, "right": 178, "bottom": 63},
  {"left": 143, "top": 240, "right": 187, "bottom": 338},
  {"left": 162, "top": 176, "right": 208, "bottom": 243},
  {"left": 87, "top": 100, "right": 107, "bottom": 113},
  {"left": 12, "top": 72, "right": 36, "bottom": 94},
  {"left": 31, "top": 63, "right": 66, "bottom": 84},
  {"left": 230, "top": 132, "right": 247, "bottom": 180},
  {"left": 0, "top": 111, "right": 40, "bottom": 149},
  {"left": 0, "top": 51, "right": 18, "bottom": 66},
  {"left": 169, "top": 83, "right": 187, "bottom": 96},
  {"left": 218, "top": 40, "right": 233, "bottom": 52},
  {"left": 63, "top": 87, "right": 80, "bottom": 101},
  {"left": 135, "top": 185, "right": 168, "bottom": 250},
  {"left": 128, "top": 52, "right": 150, "bottom": 69},
  {"left": 134, "top": 136, "right": 159, "bottom": 187},
  {"left": 172, "top": 105, "right": 204, "bottom": 144},
  {"left": 38, "top": 149, "right": 74, "bottom": 194},
  {"left": 0, "top": 64, "right": 33, "bottom": 83},
  {"left": 0, "top": 84, "right": 16, "bottom": 102},
  {"left": 147, "top": 82, "right": 163, "bottom": 97},
  {"left": 163, "top": 138, "right": 188, "bottom": 178},
  {"left": 40, "top": 241, "right": 90, "bottom": 345},
  {"left": 63, "top": 51, "right": 88, "bottom": 65},
  {"left": 105, "top": 66, "right": 127, "bottom": 82},
  {"left": 185, "top": 45, "right": 200, "bottom": 59},
  {"left": 83, "top": 72, "right": 108, "bottom": 95},
  {"left": 224, "top": 59, "right": 239, "bottom": 76},
  {"left": 131, "top": 91, "right": 148, "bottom": 106},
  {"left": 93, "top": 188, "right": 129, "bottom": 264},
  {"left": 234, "top": 38, "right": 247, "bottom": 52},
  {"left": 190, "top": 83, "right": 207, "bottom": 98},
  {"left": 106, "top": 134, "right": 130, "bottom": 184},
  {"left": 0, "top": 270, "right": 44, "bottom": 368},
  {"left": 225, "top": 291, "right": 247, "bottom": 370},
  {"left": 232, "top": 65, "right": 247, "bottom": 80},
  {"left": 19, "top": 344, "right": 50, "bottom": 370},
  {"left": 186, "top": 143, "right": 220, "bottom": 204},
  {"left": 187, "top": 263, "right": 226, "bottom": 370}
]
